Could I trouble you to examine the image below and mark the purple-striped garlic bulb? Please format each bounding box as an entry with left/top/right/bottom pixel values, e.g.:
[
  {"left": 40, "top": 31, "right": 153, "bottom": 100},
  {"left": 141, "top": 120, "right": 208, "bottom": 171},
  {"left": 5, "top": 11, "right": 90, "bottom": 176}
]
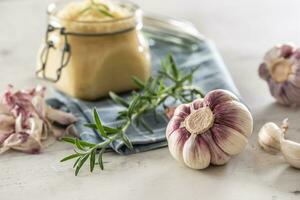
[
  {"left": 166, "top": 89, "right": 253, "bottom": 169},
  {"left": 259, "top": 44, "right": 300, "bottom": 106}
]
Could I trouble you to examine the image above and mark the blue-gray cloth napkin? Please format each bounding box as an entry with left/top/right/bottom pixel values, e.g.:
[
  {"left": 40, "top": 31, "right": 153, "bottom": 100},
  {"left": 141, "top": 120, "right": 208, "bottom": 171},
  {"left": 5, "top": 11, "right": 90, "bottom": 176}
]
[{"left": 47, "top": 37, "right": 239, "bottom": 155}]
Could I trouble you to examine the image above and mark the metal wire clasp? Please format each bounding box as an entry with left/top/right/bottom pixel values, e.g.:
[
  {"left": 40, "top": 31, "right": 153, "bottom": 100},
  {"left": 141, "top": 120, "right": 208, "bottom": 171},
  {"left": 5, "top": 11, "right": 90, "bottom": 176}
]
[{"left": 36, "top": 24, "right": 71, "bottom": 82}]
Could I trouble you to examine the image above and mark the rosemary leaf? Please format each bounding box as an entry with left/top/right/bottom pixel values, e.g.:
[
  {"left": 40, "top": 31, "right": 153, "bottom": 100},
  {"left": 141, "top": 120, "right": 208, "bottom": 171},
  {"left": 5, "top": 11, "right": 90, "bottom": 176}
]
[
  {"left": 127, "top": 95, "right": 140, "bottom": 116},
  {"left": 75, "top": 153, "right": 90, "bottom": 176},
  {"left": 84, "top": 123, "right": 119, "bottom": 134},
  {"left": 79, "top": 6, "right": 91, "bottom": 16},
  {"left": 95, "top": 8, "right": 114, "bottom": 18},
  {"left": 98, "top": 148, "right": 106, "bottom": 170},
  {"left": 93, "top": 108, "right": 107, "bottom": 138},
  {"left": 90, "top": 148, "right": 96, "bottom": 172},
  {"left": 75, "top": 138, "right": 85, "bottom": 150},
  {"left": 73, "top": 157, "right": 81, "bottom": 168},
  {"left": 121, "top": 133, "right": 133, "bottom": 150},
  {"left": 109, "top": 92, "right": 129, "bottom": 107},
  {"left": 61, "top": 137, "right": 76, "bottom": 145},
  {"left": 60, "top": 153, "right": 81, "bottom": 162},
  {"left": 167, "top": 54, "right": 179, "bottom": 80},
  {"left": 132, "top": 76, "right": 145, "bottom": 89},
  {"left": 62, "top": 137, "right": 96, "bottom": 148}
]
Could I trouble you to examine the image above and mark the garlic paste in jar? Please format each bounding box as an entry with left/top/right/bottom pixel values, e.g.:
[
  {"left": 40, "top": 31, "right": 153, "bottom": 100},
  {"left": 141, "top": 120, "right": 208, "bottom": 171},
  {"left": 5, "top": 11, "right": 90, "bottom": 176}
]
[{"left": 37, "top": 0, "right": 151, "bottom": 100}]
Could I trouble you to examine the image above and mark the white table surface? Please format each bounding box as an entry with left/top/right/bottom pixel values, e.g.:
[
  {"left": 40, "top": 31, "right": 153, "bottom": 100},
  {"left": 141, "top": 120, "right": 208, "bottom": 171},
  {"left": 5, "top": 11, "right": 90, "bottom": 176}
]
[{"left": 0, "top": 0, "right": 300, "bottom": 199}]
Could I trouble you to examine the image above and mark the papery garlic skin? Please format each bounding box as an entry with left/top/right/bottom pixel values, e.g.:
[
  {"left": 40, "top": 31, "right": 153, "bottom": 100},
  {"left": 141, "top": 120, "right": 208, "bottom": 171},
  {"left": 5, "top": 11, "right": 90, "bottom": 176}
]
[
  {"left": 166, "top": 89, "right": 253, "bottom": 169},
  {"left": 0, "top": 85, "right": 77, "bottom": 154},
  {"left": 259, "top": 44, "right": 300, "bottom": 106},
  {"left": 258, "top": 122, "right": 283, "bottom": 154}
]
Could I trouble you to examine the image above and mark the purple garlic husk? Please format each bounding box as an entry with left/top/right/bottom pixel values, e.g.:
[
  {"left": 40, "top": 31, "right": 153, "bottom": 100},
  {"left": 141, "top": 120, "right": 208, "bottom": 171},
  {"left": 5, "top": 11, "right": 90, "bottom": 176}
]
[
  {"left": 0, "top": 85, "right": 77, "bottom": 154},
  {"left": 166, "top": 89, "right": 253, "bottom": 169},
  {"left": 259, "top": 44, "right": 300, "bottom": 106}
]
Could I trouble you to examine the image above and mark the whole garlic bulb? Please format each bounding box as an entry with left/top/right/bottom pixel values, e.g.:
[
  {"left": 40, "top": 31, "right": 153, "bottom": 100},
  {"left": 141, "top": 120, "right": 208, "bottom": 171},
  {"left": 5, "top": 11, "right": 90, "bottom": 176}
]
[
  {"left": 259, "top": 44, "right": 300, "bottom": 106},
  {"left": 166, "top": 89, "right": 253, "bottom": 169}
]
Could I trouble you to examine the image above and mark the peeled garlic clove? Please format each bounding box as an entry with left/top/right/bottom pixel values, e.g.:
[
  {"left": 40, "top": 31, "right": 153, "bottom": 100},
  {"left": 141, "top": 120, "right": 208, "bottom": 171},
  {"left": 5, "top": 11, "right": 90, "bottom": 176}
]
[
  {"left": 182, "top": 135, "right": 211, "bottom": 169},
  {"left": 212, "top": 124, "right": 248, "bottom": 155},
  {"left": 258, "top": 122, "right": 283, "bottom": 154},
  {"left": 202, "top": 132, "right": 230, "bottom": 165},
  {"left": 168, "top": 128, "right": 190, "bottom": 163},
  {"left": 281, "top": 139, "right": 300, "bottom": 169}
]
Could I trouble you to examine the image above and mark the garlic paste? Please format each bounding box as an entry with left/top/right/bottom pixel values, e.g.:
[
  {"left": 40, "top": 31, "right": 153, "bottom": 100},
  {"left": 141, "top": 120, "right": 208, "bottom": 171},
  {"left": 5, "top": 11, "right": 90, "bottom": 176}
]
[{"left": 38, "top": 0, "right": 151, "bottom": 100}]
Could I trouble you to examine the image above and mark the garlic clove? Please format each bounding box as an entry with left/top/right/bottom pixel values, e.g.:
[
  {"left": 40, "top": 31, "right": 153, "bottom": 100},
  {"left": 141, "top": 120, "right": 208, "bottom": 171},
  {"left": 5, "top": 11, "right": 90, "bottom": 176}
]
[
  {"left": 168, "top": 128, "right": 190, "bottom": 163},
  {"left": 214, "top": 101, "right": 253, "bottom": 137},
  {"left": 202, "top": 131, "right": 231, "bottom": 165},
  {"left": 166, "top": 116, "right": 185, "bottom": 139},
  {"left": 173, "top": 103, "right": 191, "bottom": 118},
  {"left": 281, "top": 138, "right": 300, "bottom": 169},
  {"left": 182, "top": 134, "right": 211, "bottom": 169},
  {"left": 267, "top": 80, "right": 290, "bottom": 105},
  {"left": 282, "top": 82, "right": 300, "bottom": 104},
  {"left": 203, "top": 89, "right": 238, "bottom": 110},
  {"left": 258, "top": 63, "right": 271, "bottom": 81},
  {"left": 191, "top": 98, "right": 203, "bottom": 110},
  {"left": 257, "top": 122, "right": 283, "bottom": 154},
  {"left": 212, "top": 124, "right": 248, "bottom": 155}
]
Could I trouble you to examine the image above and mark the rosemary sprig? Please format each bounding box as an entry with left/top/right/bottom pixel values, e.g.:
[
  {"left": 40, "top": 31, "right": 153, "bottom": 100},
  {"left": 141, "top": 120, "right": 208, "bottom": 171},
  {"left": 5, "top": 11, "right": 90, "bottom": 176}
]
[
  {"left": 79, "top": 0, "right": 114, "bottom": 18},
  {"left": 60, "top": 54, "right": 204, "bottom": 175}
]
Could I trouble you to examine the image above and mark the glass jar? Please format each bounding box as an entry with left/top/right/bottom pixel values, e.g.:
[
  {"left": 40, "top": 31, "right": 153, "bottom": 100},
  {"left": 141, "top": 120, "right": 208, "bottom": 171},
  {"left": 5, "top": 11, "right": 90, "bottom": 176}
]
[{"left": 37, "top": 0, "right": 151, "bottom": 100}]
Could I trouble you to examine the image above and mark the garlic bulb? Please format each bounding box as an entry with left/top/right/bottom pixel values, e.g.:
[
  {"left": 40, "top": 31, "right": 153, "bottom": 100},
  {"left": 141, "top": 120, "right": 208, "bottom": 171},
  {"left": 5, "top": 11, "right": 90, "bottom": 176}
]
[
  {"left": 166, "top": 89, "right": 253, "bottom": 169},
  {"left": 259, "top": 44, "right": 300, "bottom": 106},
  {"left": 258, "top": 119, "right": 300, "bottom": 169}
]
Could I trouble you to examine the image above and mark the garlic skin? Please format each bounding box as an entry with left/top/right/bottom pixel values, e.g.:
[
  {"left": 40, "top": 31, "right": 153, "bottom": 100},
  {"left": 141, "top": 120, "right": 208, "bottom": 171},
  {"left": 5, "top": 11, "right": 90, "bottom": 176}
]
[
  {"left": 0, "top": 85, "right": 77, "bottom": 154},
  {"left": 259, "top": 44, "right": 300, "bottom": 106},
  {"left": 166, "top": 89, "right": 253, "bottom": 169},
  {"left": 258, "top": 122, "right": 283, "bottom": 154}
]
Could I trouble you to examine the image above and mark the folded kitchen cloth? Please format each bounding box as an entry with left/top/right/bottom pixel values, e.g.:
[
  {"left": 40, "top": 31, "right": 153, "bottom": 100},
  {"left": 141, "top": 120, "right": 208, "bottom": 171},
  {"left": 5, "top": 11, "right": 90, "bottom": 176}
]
[{"left": 47, "top": 39, "right": 240, "bottom": 155}]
